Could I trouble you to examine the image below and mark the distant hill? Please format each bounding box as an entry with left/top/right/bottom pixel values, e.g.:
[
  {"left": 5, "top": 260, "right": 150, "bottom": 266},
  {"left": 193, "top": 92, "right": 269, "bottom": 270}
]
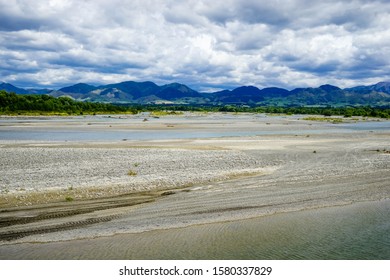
[
  {"left": 1, "top": 81, "right": 390, "bottom": 106},
  {"left": 0, "top": 82, "right": 52, "bottom": 95},
  {"left": 59, "top": 83, "right": 98, "bottom": 94},
  {"left": 0, "top": 82, "right": 29, "bottom": 94},
  {"left": 211, "top": 86, "right": 264, "bottom": 104}
]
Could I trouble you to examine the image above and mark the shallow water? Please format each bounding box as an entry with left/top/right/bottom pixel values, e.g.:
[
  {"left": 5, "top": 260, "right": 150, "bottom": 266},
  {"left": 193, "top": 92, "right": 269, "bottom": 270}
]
[
  {"left": 336, "top": 120, "right": 390, "bottom": 130},
  {"left": 1, "top": 200, "right": 389, "bottom": 259},
  {"left": 1, "top": 115, "right": 389, "bottom": 141},
  {"left": 0, "top": 129, "right": 254, "bottom": 141}
]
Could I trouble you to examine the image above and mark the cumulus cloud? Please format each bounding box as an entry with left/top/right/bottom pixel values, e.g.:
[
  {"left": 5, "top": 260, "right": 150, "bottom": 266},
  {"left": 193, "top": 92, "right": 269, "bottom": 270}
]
[{"left": 1, "top": 0, "right": 390, "bottom": 90}]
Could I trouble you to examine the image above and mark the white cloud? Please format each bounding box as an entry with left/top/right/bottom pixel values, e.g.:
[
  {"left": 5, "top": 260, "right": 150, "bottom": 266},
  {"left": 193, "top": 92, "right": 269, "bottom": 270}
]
[{"left": 1, "top": 0, "right": 390, "bottom": 89}]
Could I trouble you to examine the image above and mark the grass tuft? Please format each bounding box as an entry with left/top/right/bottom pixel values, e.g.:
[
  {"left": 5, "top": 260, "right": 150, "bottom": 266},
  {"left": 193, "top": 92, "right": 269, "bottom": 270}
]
[
  {"left": 127, "top": 170, "right": 138, "bottom": 176},
  {"left": 303, "top": 116, "right": 343, "bottom": 123}
]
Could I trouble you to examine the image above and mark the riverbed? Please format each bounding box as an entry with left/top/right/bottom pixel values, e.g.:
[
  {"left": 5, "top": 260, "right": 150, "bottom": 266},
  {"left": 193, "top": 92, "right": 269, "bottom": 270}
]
[{"left": 0, "top": 113, "right": 389, "bottom": 259}]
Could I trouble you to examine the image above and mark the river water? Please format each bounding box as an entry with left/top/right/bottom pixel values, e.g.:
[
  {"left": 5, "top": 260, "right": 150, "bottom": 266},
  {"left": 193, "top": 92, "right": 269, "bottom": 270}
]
[
  {"left": 1, "top": 200, "right": 389, "bottom": 259},
  {"left": 1, "top": 114, "right": 390, "bottom": 141}
]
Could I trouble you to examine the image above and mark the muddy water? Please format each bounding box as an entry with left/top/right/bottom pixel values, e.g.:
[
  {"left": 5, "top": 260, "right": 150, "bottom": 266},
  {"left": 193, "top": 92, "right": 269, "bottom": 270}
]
[{"left": 1, "top": 200, "right": 389, "bottom": 260}]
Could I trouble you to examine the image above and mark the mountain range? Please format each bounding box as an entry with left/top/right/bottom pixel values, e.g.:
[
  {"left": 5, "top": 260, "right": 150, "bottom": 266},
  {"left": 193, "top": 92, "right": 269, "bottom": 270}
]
[{"left": 1, "top": 81, "right": 390, "bottom": 106}]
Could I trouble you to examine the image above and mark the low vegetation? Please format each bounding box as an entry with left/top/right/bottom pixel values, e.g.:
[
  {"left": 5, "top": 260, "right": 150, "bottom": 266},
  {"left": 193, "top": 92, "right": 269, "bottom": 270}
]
[
  {"left": 150, "top": 110, "right": 183, "bottom": 117},
  {"left": 1, "top": 90, "right": 389, "bottom": 118},
  {"left": 303, "top": 117, "right": 344, "bottom": 123},
  {"left": 127, "top": 170, "right": 137, "bottom": 176},
  {"left": 65, "top": 196, "right": 74, "bottom": 202}
]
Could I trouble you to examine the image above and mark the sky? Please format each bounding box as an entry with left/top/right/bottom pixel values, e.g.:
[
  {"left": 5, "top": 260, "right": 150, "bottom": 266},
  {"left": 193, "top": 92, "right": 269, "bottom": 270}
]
[{"left": 1, "top": 0, "right": 390, "bottom": 91}]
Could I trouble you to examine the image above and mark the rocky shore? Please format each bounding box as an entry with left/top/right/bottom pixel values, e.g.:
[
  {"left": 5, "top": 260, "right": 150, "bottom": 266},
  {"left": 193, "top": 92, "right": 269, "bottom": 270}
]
[{"left": 0, "top": 143, "right": 275, "bottom": 207}]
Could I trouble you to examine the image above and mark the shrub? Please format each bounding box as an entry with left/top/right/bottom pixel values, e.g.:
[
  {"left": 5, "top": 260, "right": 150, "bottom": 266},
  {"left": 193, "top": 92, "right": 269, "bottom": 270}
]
[{"left": 65, "top": 196, "right": 74, "bottom": 202}]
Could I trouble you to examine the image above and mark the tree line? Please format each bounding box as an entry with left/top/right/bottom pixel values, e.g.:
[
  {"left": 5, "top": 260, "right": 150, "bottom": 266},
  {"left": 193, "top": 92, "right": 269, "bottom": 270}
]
[
  {"left": 0, "top": 91, "right": 134, "bottom": 115},
  {"left": 1, "top": 90, "right": 389, "bottom": 118}
]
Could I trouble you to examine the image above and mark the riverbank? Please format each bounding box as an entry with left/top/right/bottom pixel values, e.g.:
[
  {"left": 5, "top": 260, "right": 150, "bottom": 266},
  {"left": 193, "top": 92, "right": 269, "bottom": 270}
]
[{"left": 0, "top": 113, "right": 389, "bottom": 256}]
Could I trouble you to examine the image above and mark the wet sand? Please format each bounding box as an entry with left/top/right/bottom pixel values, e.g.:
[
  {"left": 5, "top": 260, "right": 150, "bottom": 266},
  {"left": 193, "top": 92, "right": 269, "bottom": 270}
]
[{"left": 0, "top": 113, "right": 389, "bottom": 256}]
